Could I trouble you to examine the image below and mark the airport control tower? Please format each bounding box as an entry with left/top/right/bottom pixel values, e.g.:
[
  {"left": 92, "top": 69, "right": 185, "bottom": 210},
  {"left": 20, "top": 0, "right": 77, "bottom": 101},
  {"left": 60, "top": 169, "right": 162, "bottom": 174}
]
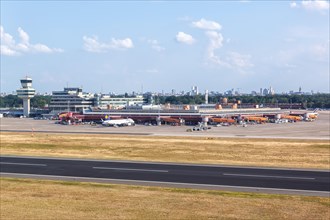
[{"left": 17, "top": 77, "right": 36, "bottom": 117}]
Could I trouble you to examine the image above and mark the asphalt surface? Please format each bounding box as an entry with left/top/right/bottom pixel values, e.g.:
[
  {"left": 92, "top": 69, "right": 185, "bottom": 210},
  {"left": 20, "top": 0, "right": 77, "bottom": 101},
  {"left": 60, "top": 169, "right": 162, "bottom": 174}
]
[{"left": 1, "top": 156, "right": 329, "bottom": 196}]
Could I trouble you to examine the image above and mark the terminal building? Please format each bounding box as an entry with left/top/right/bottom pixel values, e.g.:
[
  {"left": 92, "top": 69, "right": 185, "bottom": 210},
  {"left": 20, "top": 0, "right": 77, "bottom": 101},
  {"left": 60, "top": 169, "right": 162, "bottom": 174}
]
[
  {"left": 49, "top": 87, "right": 145, "bottom": 114},
  {"left": 95, "top": 94, "right": 144, "bottom": 109},
  {"left": 49, "top": 88, "right": 94, "bottom": 113}
]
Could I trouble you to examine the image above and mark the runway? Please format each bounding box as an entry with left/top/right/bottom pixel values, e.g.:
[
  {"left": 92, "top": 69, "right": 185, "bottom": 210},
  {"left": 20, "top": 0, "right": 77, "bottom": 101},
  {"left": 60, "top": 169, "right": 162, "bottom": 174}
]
[{"left": 1, "top": 156, "right": 329, "bottom": 196}]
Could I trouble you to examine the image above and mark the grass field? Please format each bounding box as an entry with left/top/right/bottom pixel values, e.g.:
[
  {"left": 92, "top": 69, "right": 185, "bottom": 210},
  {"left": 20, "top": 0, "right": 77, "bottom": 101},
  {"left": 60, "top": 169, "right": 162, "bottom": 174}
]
[
  {"left": 1, "top": 132, "right": 329, "bottom": 169},
  {"left": 1, "top": 178, "right": 329, "bottom": 220}
]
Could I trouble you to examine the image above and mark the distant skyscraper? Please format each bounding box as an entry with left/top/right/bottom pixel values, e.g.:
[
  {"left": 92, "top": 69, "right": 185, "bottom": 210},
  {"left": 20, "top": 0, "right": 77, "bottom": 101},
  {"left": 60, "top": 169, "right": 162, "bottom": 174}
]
[
  {"left": 269, "top": 86, "right": 275, "bottom": 95},
  {"left": 190, "top": 86, "right": 199, "bottom": 96},
  {"left": 263, "top": 88, "right": 269, "bottom": 96},
  {"left": 171, "top": 89, "right": 176, "bottom": 95},
  {"left": 205, "top": 90, "right": 209, "bottom": 104}
]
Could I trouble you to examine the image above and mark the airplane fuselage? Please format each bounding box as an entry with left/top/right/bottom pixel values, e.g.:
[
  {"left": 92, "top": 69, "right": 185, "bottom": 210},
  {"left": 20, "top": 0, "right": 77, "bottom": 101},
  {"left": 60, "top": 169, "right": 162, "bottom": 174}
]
[{"left": 102, "top": 118, "right": 135, "bottom": 127}]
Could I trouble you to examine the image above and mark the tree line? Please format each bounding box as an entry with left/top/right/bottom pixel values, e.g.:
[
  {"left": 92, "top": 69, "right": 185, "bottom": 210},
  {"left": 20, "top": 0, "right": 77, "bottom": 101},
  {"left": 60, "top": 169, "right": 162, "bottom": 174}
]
[
  {"left": 153, "top": 94, "right": 330, "bottom": 109},
  {"left": 0, "top": 95, "right": 51, "bottom": 108},
  {"left": 0, "top": 94, "right": 329, "bottom": 109}
]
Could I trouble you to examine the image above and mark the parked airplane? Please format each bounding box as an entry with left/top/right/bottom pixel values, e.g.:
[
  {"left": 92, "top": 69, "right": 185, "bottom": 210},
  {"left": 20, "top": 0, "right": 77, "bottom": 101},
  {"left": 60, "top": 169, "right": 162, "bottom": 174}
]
[
  {"left": 161, "top": 117, "right": 184, "bottom": 126},
  {"left": 209, "top": 117, "right": 236, "bottom": 124},
  {"left": 305, "top": 112, "right": 318, "bottom": 120},
  {"left": 288, "top": 110, "right": 318, "bottom": 121},
  {"left": 101, "top": 118, "right": 135, "bottom": 127},
  {"left": 244, "top": 116, "right": 268, "bottom": 123},
  {"left": 281, "top": 115, "right": 303, "bottom": 122}
]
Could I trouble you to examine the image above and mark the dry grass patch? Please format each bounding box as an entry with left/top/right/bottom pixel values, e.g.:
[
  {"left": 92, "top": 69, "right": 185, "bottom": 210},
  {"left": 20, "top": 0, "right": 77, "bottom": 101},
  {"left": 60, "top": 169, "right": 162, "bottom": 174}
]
[
  {"left": 1, "top": 178, "right": 329, "bottom": 220},
  {"left": 1, "top": 132, "right": 329, "bottom": 169}
]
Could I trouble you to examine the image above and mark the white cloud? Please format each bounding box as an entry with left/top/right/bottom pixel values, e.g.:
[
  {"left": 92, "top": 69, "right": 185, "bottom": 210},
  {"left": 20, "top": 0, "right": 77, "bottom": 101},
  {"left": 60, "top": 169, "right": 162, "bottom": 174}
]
[
  {"left": 205, "top": 31, "right": 228, "bottom": 66},
  {"left": 18, "top": 27, "right": 29, "bottom": 45},
  {"left": 302, "top": 0, "right": 329, "bottom": 10},
  {"left": 0, "top": 45, "right": 19, "bottom": 56},
  {"left": 189, "top": 19, "right": 253, "bottom": 73},
  {"left": 83, "top": 35, "right": 134, "bottom": 53},
  {"left": 0, "top": 26, "right": 63, "bottom": 56},
  {"left": 83, "top": 36, "right": 105, "bottom": 52},
  {"left": 111, "top": 38, "right": 134, "bottom": 49},
  {"left": 148, "top": 39, "right": 165, "bottom": 51},
  {"left": 1, "top": 26, "right": 19, "bottom": 56},
  {"left": 290, "top": 2, "right": 298, "bottom": 8},
  {"left": 176, "top": 32, "right": 195, "bottom": 45},
  {"left": 291, "top": 0, "right": 329, "bottom": 11},
  {"left": 191, "top": 19, "right": 228, "bottom": 66},
  {"left": 33, "top": 44, "right": 53, "bottom": 53},
  {"left": 204, "top": 31, "right": 253, "bottom": 71},
  {"left": 1, "top": 26, "right": 15, "bottom": 46},
  {"left": 192, "top": 18, "right": 222, "bottom": 30},
  {"left": 206, "top": 31, "right": 223, "bottom": 51}
]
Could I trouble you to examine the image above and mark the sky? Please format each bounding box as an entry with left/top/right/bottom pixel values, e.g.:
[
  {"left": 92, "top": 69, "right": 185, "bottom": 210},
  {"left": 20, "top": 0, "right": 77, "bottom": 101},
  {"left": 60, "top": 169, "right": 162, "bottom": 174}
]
[{"left": 1, "top": 0, "right": 329, "bottom": 94}]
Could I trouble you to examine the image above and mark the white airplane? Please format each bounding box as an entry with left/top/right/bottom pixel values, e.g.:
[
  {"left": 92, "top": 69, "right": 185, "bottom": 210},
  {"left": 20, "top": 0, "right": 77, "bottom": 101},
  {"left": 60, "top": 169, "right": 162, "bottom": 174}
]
[{"left": 101, "top": 118, "right": 135, "bottom": 127}]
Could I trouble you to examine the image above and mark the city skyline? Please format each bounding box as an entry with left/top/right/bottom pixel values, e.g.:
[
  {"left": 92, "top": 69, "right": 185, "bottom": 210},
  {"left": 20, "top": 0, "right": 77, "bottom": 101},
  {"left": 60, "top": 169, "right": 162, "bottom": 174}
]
[
  {"left": 3, "top": 80, "right": 322, "bottom": 97},
  {"left": 1, "top": 1, "right": 329, "bottom": 94}
]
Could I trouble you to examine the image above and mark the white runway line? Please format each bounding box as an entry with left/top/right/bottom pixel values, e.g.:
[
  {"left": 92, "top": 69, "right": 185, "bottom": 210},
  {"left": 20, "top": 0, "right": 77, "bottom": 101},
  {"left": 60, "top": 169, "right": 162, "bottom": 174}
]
[
  {"left": 0, "top": 162, "right": 47, "bottom": 166},
  {"left": 223, "top": 173, "right": 315, "bottom": 180},
  {"left": 93, "top": 166, "right": 168, "bottom": 173}
]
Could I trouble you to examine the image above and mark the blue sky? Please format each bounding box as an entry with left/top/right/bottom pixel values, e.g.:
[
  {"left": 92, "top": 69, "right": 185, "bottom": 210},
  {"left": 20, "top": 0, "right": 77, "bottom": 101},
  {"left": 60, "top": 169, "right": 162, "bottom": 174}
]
[{"left": 1, "top": 1, "right": 329, "bottom": 94}]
